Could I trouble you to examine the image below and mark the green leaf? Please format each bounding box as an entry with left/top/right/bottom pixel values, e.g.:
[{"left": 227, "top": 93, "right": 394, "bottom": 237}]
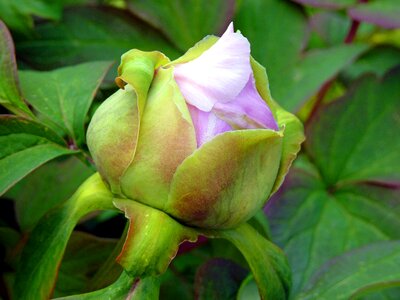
[
  {"left": 309, "top": 12, "right": 350, "bottom": 47},
  {"left": 235, "top": 0, "right": 307, "bottom": 111},
  {"left": 0, "top": 20, "right": 33, "bottom": 118},
  {"left": 204, "top": 223, "right": 291, "bottom": 300},
  {"left": 6, "top": 157, "right": 94, "bottom": 231},
  {"left": 16, "top": 6, "right": 180, "bottom": 81},
  {"left": 0, "top": 116, "right": 76, "bottom": 196},
  {"left": 281, "top": 44, "right": 368, "bottom": 111},
  {"left": 343, "top": 46, "right": 400, "bottom": 82},
  {"left": 19, "top": 61, "right": 112, "bottom": 146},
  {"left": 235, "top": 0, "right": 368, "bottom": 111},
  {"left": 348, "top": 0, "right": 400, "bottom": 29},
  {"left": 194, "top": 258, "right": 248, "bottom": 300},
  {"left": 14, "top": 173, "right": 116, "bottom": 300},
  {"left": 305, "top": 70, "right": 400, "bottom": 186},
  {"left": 292, "top": 0, "right": 356, "bottom": 9},
  {"left": 297, "top": 241, "right": 400, "bottom": 300},
  {"left": 127, "top": 0, "right": 235, "bottom": 51},
  {"left": 113, "top": 199, "right": 198, "bottom": 277},
  {"left": 267, "top": 155, "right": 400, "bottom": 296},
  {"left": 54, "top": 231, "right": 117, "bottom": 298},
  {"left": 0, "top": 0, "right": 62, "bottom": 33}
]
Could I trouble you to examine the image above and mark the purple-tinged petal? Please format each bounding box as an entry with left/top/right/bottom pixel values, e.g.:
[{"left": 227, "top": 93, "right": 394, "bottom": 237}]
[
  {"left": 173, "top": 23, "right": 252, "bottom": 112},
  {"left": 213, "top": 75, "right": 279, "bottom": 131},
  {"left": 188, "top": 105, "right": 232, "bottom": 147}
]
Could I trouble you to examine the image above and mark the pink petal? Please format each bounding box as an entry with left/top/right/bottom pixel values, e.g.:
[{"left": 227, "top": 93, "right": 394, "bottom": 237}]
[
  {"left": 188, "top": 105, "right": 232, "bottom": 147},
  {"left": 213, "top": 75, "right": 279, "bottom": 131},
  {"left": 174, "top": 23, "right": 252, "bottom": 112}
]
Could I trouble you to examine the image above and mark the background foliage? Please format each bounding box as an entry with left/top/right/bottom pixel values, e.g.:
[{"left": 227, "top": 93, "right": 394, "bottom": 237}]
[{"left": 0, "top": 0, "right": 399, "bottom": 299}]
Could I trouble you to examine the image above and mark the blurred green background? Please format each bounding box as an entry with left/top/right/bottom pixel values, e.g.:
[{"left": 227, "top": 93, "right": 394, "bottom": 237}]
[{"left": 0, "top": 0, "right": 399, "bottom": 299}]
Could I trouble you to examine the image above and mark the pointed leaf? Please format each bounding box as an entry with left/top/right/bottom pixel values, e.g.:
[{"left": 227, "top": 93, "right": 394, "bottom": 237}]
[
  {"left": 19, "top": 61, "right": 112, "bottom": 146},
  {"left": 305, "top": 70, "right": 400, "bottom": 186},
  {"left": 0, "top": 116, "right": 76, "bottom": 196},
  {"left": 0, "top": 20, "right": 33, "bottom": 117}
]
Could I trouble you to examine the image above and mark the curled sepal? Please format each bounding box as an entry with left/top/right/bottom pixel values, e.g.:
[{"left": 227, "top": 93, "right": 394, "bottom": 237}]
[
  {"left": 165, "top": 129, "right": 283, "bottom": 229},
  {"left": 14, "top": 173, "right": 116, "bottom": 300},
  {"left": 203, "top": 223, "right": 291, "bottom": 300},
  {"left": 114, "top": 199, "right": 198, "bottom": 277},
  {"left": 55, "top": 271, "right": 160, "bottom": 300},
  {"left": 250, "top": 58, "right": 305, "bottom": 194},
  {"left": 116, "top": 49, "right": 169, "bottom": 115}
]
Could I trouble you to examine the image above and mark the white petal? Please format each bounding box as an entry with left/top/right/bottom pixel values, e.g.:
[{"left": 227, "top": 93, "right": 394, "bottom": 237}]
[{"left": 174, "top": 23, "right": 252, "bottom": 112}]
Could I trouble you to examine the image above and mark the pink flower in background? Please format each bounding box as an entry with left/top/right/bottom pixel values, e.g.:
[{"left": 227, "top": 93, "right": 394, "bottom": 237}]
[{"left": 173, "top": 23, "right": 278, "bottom": 146}]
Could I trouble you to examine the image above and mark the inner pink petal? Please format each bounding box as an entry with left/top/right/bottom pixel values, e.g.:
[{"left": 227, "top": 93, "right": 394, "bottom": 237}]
[
  {"left": 188, "top": 105, "right": 232, "bottom": 147},
  {"left": 213, "top": 75, "right": 279, "bottom": 131}
]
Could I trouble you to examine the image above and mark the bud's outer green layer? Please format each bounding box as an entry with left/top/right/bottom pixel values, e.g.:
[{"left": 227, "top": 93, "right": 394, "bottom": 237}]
[{"left": 87, "top": 40, "right": 304, "bottom": 229}]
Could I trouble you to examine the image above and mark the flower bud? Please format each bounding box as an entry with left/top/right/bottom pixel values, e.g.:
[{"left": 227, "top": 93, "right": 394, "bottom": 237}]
[{"left": 87, "top": 23, "right": 304, "bottom": 229}]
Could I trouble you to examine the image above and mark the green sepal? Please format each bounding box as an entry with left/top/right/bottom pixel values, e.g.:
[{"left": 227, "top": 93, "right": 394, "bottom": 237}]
[
  {"left": 14, "top": 173, "right": 116, "bottom": 300},
  {"left": 120, "top": 67, "right": 196, "bottom": 209},
  {"left": 113, "top": 198, "right": 198, "bottom": 277},
  {"left": 165, "top": 129, "right": 283, "bottom": 229},
  {"left": 87, "top": 87, "right": 139, "bottom": 195},
  {"left": 251, "top": 58, "right": 305, "bottom": 194},
  {"left": 203, "top": 223, "right": 291, "bottom": 300},
  {"left": 54, "top": 271, "right": 160, "bottom": 300}
]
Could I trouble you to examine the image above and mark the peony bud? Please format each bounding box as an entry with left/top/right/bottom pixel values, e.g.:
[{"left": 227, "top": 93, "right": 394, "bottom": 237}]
[{"left": 87, "top": 23, "right": 304, "bottom": 229}]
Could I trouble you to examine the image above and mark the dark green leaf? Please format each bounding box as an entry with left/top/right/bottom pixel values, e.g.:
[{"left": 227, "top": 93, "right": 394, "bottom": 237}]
[
  {"left": 54, "top": 231, "right": 117, "bottom": 298},
  {"left": 0, "top": 116, "right": 76, "bottom": 196},
  {"left": 14, "top": 174, "right": 116, "bottom": 300},
  {"left": 127, "top": 0, "right": 235, "bottom": 51},
  {"left": 267, "top": 156, "right": 400, "bottom": 296},
  {"left": 297, "top": 241, "right": 400, "bottom": 300},
  {"left": 194, "top": 258, "right": 248, "bottom": 300},
  {"left": 0, "top": 20, "right": 33, "bottom": 117},
  {"left": 19, "top": 61, "right": 112, "bottom": 145},
  {"left": 348, "top": 0, "right": 400, "bottom": 29},
  {"left": 16, "top": 6, "right": 180, "bottom": 81},
  {"left": 6, "top": 157, "right": 94, "bottom": 231},
  {"left": 305, "top": 70, "right": 400, "bottom": 186}
]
